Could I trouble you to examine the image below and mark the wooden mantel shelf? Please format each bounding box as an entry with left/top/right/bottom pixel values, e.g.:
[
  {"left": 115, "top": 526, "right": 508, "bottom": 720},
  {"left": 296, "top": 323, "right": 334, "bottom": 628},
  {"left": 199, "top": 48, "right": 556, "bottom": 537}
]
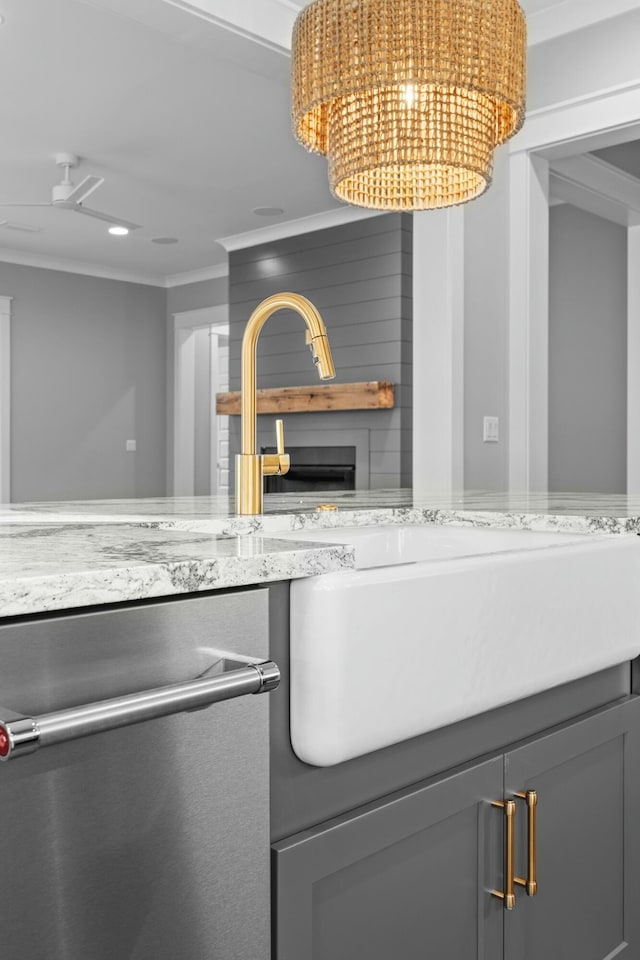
[{"left": 216, "top": 381, "right": 394, "bottom": 415}]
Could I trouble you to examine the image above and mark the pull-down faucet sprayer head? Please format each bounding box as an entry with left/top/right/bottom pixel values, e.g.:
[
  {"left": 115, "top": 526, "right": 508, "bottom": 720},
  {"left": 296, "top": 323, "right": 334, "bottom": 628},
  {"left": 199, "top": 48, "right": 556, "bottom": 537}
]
[{"left": 305, "top": 328, "right": 336, "bottom": 380}]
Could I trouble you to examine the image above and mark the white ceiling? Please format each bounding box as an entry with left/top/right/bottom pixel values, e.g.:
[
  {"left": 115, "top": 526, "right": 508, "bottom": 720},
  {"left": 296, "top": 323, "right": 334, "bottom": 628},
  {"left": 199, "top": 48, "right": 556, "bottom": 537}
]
[
  {"left": 0, "top": 0, "right": 341, "bottom": 283},
  {"left": 0, "top": 0, "right": 638, "bottom": 285}
]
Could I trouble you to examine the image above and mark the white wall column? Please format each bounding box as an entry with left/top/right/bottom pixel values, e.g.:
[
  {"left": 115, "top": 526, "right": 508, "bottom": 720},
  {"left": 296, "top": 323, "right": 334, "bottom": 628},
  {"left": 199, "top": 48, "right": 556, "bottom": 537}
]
[
  {"left": 628, "top": 226, "right": 640, "bottom": 494},
  {"left": 173, "top": 326, "right": 197, "bottom": 496},
  {"left": 412, "top": 209, "right": 464, "bottom": 494},
  {"left": 0, "top": 296, "right": 11, "bottom": 503},
  {"left": 508, "top": 152, "right": 550, "bottom": 493}
]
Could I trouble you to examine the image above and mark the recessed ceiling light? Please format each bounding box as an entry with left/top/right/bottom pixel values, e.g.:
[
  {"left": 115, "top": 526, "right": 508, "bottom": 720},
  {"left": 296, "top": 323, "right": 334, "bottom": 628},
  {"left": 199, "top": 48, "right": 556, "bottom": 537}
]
[
  {"left": 108, "top": 225, "right": 129, "bottom": 236},
  {"left": 252, "top": 206, "right": 284, "bottom": 217},
  {"left": 151, "top": 236, "right": 178, "bottom": 244}
]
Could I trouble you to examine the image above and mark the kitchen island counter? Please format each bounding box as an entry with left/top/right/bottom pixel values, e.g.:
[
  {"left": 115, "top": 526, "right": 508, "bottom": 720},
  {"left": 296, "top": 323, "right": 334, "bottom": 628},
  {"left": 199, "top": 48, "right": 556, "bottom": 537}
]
[{"left": 2, "top": 489, "right": 640, "bottom": 617}]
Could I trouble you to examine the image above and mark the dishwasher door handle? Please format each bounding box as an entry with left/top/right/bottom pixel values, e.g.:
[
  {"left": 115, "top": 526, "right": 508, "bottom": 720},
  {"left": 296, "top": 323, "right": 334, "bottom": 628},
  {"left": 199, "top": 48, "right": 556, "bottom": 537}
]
[{"left": 0, "top": 659, "right": 280, "bottom": 761}]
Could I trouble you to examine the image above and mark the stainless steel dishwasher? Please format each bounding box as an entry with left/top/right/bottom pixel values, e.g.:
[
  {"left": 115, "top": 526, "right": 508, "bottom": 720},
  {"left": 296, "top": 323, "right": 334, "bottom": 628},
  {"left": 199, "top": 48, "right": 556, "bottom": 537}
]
[{"left": 0, "top": 588, "right": 276, "bottom": 960}]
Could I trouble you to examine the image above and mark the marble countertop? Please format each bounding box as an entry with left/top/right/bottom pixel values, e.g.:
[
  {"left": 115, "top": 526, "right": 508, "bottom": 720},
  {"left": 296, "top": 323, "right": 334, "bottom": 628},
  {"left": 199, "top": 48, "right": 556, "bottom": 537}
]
[
  {"left": 2, "top": 489, "right": 640, "bottom": 618},
  {"left": 0, "top": 523, "right": 353, "bottom": 618}
]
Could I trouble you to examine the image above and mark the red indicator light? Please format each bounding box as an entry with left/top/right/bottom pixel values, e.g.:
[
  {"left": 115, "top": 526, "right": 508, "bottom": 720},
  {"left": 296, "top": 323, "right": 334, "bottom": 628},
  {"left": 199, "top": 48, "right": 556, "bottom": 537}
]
[{"left": 0, "top": 726, "right": 10, "bottom": 757}]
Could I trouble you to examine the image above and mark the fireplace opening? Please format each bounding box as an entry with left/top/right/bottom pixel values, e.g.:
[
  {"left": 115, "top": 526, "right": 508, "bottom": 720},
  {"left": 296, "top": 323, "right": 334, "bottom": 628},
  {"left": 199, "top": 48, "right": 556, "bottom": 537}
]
[{"left": 261, "top": 445, "right": 356, "bottom": 493}]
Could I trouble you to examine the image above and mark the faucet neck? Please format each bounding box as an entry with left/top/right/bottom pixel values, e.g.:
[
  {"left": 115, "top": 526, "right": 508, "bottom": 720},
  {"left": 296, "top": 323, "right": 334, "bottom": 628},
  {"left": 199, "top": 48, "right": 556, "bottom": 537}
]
[{"left": 239, "top": 292, "right": 331, "bottom": 455}]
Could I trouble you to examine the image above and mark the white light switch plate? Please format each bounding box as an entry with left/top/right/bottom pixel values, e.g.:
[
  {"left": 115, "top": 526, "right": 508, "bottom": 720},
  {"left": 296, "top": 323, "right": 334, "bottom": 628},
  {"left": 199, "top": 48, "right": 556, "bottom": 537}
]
[{"left": 483, "top": 417, "right": 499, "bottom": 443}]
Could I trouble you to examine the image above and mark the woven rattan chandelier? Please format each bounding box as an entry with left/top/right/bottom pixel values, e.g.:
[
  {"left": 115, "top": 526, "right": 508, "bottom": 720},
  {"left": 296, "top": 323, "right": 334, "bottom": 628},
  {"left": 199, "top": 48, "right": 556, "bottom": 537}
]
[{"left": 291, "top": 0, "right": 526, "bottom": 210}]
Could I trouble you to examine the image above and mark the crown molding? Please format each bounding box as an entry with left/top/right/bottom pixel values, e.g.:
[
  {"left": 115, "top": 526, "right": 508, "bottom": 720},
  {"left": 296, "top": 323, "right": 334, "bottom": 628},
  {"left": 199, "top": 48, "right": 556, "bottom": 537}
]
[
  {"left": 551, "top": 154, "right": 640, "bottom": 209},
  {"left": 0, "top": 248, "right": 166, "bottom": 286},
  {"left": 146, "top": 0, "right": 640, "bottom": 54},
  {"left": 509, "top": 78, "right": 640, "bottom": 158},
  {"left": 143, "top": 0, "right": 297, "bottom": 53},
  {"left": 92, "top": 0, "right": 640, "bottom": 60},
  {"left": 549, "top": 171, "right": 634, "bottom": 226},
  {"left": 527, "top": 0, "right": 640, "bottom": 47},
  {"left": 0, "top": 248, "right": 230, "bottom": 288},
  {"left": 218, "top": 206, "right": 383, "bottom": 252},
  {"left": 164, "top": 263, "right": 228, "bottom": 287},
  {"left": 549, "top": 153, "right": 640, "bottom": 227}
]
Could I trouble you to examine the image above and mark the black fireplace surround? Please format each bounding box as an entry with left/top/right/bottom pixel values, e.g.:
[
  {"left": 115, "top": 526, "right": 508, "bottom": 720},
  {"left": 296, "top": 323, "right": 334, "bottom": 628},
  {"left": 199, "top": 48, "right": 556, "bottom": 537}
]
[{"left": 261, "top": 445, "right": 356, "bottom": 493}]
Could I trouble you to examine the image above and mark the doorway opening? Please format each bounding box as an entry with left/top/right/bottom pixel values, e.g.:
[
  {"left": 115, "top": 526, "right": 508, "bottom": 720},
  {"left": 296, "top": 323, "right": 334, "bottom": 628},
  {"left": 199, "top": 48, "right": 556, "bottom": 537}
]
[
  {"left": 173, "top": 305, "right": 229, "bottom": 496},
  {"left": 507, "top": 86, "right": 640, "bottom": 493}
]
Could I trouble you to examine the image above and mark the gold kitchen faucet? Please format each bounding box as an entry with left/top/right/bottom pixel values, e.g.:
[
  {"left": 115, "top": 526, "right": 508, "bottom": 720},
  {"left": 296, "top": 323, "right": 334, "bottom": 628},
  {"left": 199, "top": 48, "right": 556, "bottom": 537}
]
[{"left": 235, "top": 293, "right": 335, "bottom": 515}]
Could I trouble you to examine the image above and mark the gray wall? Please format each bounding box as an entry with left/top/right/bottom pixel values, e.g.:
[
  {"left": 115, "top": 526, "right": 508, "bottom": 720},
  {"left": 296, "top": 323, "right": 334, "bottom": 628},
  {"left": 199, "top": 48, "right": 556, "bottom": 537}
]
[
  {"left": 3, "top": 261, "right": 167, "bottom": 502},
  {"left": 548, "top": 205, "right": 627, "bottom": 493},
  {"left": 166, "top": 276, "right": 228, "bottom": 316},
  {"left": 228, "top": 214, "right": 412, "bottom": 490}
]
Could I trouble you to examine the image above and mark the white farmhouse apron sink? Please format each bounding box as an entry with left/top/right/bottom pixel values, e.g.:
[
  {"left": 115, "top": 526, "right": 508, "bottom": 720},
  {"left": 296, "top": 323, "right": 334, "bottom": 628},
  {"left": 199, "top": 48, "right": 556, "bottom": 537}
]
[{"left": 275, "top": 525, "right": 640, "bottom": 766}]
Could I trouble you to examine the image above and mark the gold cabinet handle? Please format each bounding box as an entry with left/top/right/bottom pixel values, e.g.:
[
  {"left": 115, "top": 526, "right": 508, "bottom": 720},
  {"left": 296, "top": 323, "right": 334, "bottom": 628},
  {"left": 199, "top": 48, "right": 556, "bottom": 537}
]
[
  {"left": 491, "top": 799, "right": 516, "bottom": 910},
  {"left": 514, "top": 790, "right": 538, "bottom": 896}
]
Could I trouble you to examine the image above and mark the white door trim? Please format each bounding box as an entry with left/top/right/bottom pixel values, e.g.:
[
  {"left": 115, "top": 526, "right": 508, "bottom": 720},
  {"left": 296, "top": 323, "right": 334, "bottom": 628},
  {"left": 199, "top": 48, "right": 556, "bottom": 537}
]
[
  {"left": 508, "top": 80, "right": 640, "bottom": 492},
  {"left": 172, "top": 305, "right": 228, "bottom": 496},
  {"left": 0, "top": 295, "right": 11, "bottom": 503}
]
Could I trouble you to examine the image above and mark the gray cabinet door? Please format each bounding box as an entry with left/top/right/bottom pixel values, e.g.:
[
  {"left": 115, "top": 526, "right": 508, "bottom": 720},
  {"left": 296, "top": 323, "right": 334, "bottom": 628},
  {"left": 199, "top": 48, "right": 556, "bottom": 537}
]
[
  {"left": 273, "top": 756, "right": 504, "bottom": 960},
  {"left": 504, "top": 696, "right": 640, "bottom": 960}
]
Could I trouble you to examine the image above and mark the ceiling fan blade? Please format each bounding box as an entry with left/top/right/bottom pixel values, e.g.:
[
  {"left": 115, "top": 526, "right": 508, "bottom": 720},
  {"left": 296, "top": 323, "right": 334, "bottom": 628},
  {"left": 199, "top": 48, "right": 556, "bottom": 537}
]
[
  {"left": 0, "top": 219, "right": 42, "bottom": 233},
  {"left": 0, "top": 201, "right": 51, "bottom": 207},
  {"left": 73, "top": 205, "right": 141, "bottom": 231},
  {"left": 65, "top": 175, "right": 104, "bottom": 205}
]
